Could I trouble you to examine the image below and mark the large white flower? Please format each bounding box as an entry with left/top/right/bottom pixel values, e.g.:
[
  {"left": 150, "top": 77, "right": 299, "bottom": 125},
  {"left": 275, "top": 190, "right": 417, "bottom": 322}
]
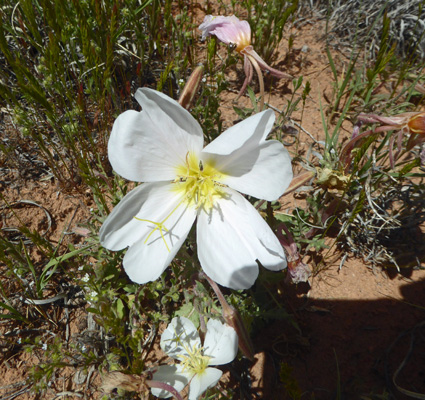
[
  {"left": 151, "top": 316, "right": 238, "bottom": 399},
  {"left": 99, "top": 88, "right": 293, "bottom": 289}
]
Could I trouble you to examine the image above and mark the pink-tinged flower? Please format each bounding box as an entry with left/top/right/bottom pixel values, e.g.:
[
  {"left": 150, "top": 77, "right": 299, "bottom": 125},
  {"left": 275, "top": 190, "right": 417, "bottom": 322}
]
[
  {"left": 199, "top": 15, "right": 251, "bottom": 53},
  {"left": 341, "top": 111, "right": 425, "bottom": 169},
  {"left": 199, "top": 15, "right": 292, "bottom": 109}
]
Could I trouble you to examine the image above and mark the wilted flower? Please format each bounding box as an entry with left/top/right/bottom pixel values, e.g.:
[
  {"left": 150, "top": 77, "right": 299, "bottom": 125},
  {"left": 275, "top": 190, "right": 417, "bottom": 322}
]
[
  {"left": 342, "top": 111, "right": 425, "bottom": 169},
  {"left": 276, "top": 223, "right": 311, "bottom": 284},
  {"left": 100, "top": 88, "right": 293, "bottom": 290},
  {"left": 151, "top": 317, "right": 238, "bottom": 400},
  {"left": 357, "top": 112, "right": 425, "bottom": 136},
  {"left": 101, "top": 371, "right": 145, "bottom": 395},
  {"left": 199, "top": 15, "right": 292, "bottom": 109}
]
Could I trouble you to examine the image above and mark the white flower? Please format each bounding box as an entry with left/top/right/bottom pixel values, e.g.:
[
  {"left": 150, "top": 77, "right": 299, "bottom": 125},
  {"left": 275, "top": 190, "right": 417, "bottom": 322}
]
[
  {"left": 151, "top": 316, "right": 238, "bottom": 399},
  {"left": 99, "top": 88, "right": 293, "bottom": 289},
  {"left": 86, "top": 290, "right": 98, "bottom": 304},
  {"left": 81, "top": 273, "right": 90, "bottom": 282}
]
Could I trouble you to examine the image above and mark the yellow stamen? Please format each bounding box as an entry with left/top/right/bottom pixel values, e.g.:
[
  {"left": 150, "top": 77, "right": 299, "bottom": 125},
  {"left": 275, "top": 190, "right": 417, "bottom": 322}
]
[
  {"left": 164, "top": 327, "right": 211, "bottom": 375},
  {"left": 179, "top": 344, "right": 211, "bottom": 375},
  {"left": 133, "top": 217, "right": 171, "bottom": 252},
  {"left": 133, "top": 152, "right": 227, "bottom": 251},
  {"left": 133, "top": 195, "right": 187, "bottom": 252},
  {"left": 175, "top": 152, "right": 226, "bottom": 212}
]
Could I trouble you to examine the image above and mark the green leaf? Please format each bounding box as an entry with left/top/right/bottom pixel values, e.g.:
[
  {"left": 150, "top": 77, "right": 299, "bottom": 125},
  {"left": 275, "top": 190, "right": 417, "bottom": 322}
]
[
  {"left": 116, "top": 298, "right": 125, "bottom": 319},
  {"left": 175, "top": 303, "right": 199, "bottom": 328}
]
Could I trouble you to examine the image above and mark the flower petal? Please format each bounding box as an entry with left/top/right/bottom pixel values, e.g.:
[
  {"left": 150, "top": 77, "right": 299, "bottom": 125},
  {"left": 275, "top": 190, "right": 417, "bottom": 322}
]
[
  {"left": 100, "top": 182, "right": 162, "bottom": 251},
  {"left": 199, "top": 15, "right": 250, "bottom": 43},
  {"left": 213, "top": 141, "right": 292, "bottom": 201},
  {"left": 161, "top": 317, "right": 201, "bottom": 360},
  {"left": 100, "top": 182, "right": 196, "bottom": 284},
  {"left": 122, "top": 211, "right": 196, "bottom": 285},
  {"left": 203, "top": 109, "right": 274, "bottom": 155},
  {"left": 108, "top": 88, "right": 203, "bottom": 182},
  {"left": 201, "top": 110, "right": 293, "bottom": 200},
  {"left": 151, "top": 364, "right": 191, "bottom": 398},
  {"left": 188, "top": 368, "right": 222, "bottom": 400},
  {"left": 203, "top": 319, "right": 238, "bottom": 366},
  {"left": 100, "top": 182, "right": 194, "bottom": 250},
  {"left": 197, "top": 189, "right": 286, "bottom": 290}
]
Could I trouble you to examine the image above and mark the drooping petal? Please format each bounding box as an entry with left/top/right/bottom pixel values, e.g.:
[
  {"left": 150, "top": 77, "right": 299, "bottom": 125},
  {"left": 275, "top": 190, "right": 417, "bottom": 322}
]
[
  {"left": 201, "top": 110, "right": 293, "bottom": 200},
  {"left": 188, "top": 368, "right": 223, "bottom": 400},
  {"left": 160, "top": 317, "right": 201, "bottom": 360},
  {"left": 151, "top": 364, "right": 191, "bottom": 398},
  {"left": 197, "top": 189, "right": 286, "bottom": 290},
  {"left": 203, "top": 319, "right": 238, "bottom": 366},
  {"left": 108, "top": 87, "right": 203, "bottom": 182},
  {"left": 244, "top": 47, "right": 293, "bottom": 79},
  {"left": 236, "top": 53, "right": 254, "bottom": 99}
]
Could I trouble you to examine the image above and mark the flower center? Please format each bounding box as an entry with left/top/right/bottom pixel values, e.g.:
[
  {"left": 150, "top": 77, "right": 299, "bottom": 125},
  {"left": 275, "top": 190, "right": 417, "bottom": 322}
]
[
  {"left": 235, "top": 34, "right": 251, "bottom": 53},
  {"left": 179, "top": 344, "right": 211, "bottom": 375},
  {"left": 133, "top": 153, "right": 227, "bottom": 252},
  {"left": 175, "top": 152, "right": 225, "bottom": 211}
]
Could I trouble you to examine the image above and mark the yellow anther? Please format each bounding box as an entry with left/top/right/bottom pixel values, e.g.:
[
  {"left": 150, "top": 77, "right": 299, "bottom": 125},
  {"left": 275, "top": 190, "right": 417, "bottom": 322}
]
[
  {"left": 179, "top": 344, "right": 210, "bottom": 374},
  {"left": 134, "top": 152, "right": 227, "bottom": 252},
  {"left": 164, "top": 328, "right": 211, "bottom": 375},
  {"left": 174, "top": 152, "right": 225, "bottom": 211}
]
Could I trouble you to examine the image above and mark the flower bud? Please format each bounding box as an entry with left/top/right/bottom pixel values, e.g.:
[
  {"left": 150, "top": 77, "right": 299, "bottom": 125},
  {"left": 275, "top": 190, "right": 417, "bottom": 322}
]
[
  {"left": 178, "top": 65, "right": 204, "bottom": 110},
  {"left": 222, "top": 302, "right": 255, "bottom": 362},
  {"left": 204, "top": 274, "right": 255, "bottom": 361},
  {"left": 408, "top": 112, "right": 425, "bottom": 135}
]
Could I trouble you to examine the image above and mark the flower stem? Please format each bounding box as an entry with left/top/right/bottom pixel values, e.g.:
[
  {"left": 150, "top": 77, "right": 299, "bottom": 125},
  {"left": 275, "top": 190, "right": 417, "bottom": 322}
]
[
  {"left": 204, "top": 274, "right": 255, "bottom": 361},
  {"left": 146, "top": 380, "right": 184, "bottom": 400},
  {"left": 247, "top": 54, "right": 265, "bottom": 111}
]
